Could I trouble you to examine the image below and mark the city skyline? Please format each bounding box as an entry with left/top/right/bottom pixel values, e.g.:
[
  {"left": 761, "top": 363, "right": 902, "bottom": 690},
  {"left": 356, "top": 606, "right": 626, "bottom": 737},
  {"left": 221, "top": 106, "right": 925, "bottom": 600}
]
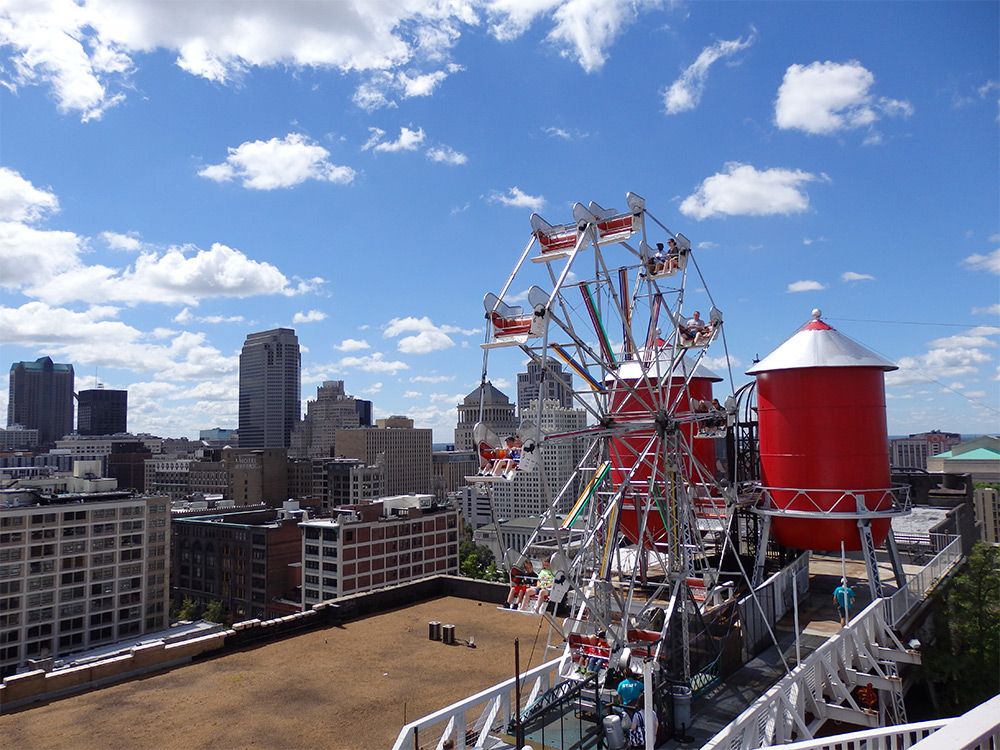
[{"left": 0, "top": 2, "right": 997, "bottom": 443}]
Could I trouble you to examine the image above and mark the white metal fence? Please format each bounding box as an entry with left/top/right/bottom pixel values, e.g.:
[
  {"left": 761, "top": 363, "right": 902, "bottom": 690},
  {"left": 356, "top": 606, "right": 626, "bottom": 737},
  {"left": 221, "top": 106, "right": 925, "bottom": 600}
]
[
  {"left": 757, "top": 720, "right": 950, "bottom": 750},
  {"left": 738, "top": 551, "right": 811, "bottom": 660},
  {"left": 390, "top": 654, "right": 569, "bottom": 750},
  {"left": 885, "top": 535, "right": 962, "bottom": 627}
]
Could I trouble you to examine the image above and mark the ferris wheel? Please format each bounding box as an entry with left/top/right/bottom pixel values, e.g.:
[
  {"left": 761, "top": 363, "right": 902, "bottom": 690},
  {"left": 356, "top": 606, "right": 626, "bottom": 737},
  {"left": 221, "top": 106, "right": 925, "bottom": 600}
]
[{"left": 470, "top": 192, "right": 749, "bottom": 687}]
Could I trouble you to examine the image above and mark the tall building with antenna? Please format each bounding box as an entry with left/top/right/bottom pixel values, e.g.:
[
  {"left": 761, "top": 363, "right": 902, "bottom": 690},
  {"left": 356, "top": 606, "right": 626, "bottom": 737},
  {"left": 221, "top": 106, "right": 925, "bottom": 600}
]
[
  {"left": 238, "top": 328, "right": 301, "bottom": 449},
  {"left": 77, "top": 387, "right": 128, "bottom": 435}
]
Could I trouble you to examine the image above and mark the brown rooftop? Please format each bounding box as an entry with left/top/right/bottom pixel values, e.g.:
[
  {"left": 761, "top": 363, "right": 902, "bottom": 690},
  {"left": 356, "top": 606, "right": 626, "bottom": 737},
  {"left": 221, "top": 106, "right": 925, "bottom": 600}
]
[{"left": 0, "top": 596, "right": 549, "bottom": 750}]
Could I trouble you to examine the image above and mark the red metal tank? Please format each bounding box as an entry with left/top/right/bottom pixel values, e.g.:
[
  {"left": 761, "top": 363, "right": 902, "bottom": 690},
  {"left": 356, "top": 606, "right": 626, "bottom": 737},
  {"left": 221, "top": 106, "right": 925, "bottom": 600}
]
[
  {"left": 608, "top": 353, "right": 722, "bottom": 547},
  {"left": 746, "top": 310, "right": 898, "bottom": 551}
]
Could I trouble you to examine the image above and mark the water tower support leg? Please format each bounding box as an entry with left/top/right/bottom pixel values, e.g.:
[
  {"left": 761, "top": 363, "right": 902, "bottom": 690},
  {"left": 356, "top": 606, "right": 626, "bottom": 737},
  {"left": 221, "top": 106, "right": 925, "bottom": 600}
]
[
  {"left": 858, "top": 519, "right": 884, "bottom": 599},
  {"left": 752, "top": 515, "right": 771, "bottom": 587},
  {"left": 885, "top": 529, "right": 908, "bottom": 590}
]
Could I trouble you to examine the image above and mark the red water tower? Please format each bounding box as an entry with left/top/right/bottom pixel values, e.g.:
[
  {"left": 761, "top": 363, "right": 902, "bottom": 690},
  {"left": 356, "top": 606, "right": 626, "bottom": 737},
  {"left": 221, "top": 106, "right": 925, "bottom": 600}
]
[
  {"left": 746, "top": 310, "right": 898, "bottom": 552},
  {"left": 609, "top": 353, "right": 722, "bottom": 547}
]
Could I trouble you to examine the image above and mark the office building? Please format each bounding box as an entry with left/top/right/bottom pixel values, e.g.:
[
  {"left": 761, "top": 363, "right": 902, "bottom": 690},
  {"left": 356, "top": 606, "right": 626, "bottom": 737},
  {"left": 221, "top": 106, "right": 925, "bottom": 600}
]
[
  {"left": 0, "top": 426, "right": 39, "bottom": 451},
  {"left": 199, "top": 428, "right": 238, "bottom": 446},
  {"left": 76, "top": 388, "right": 128, "bottom": 436},
  {"left": 926, "top": 435, "right": 1000, "bottom": 481},
  {"left": 336, "top": 420, "right": 432, "bottom": 496},
  {"left": 454, "top": 382, "right": 518, "bottom": 452},
  {"left": 517, "top": 360, "right": 573, "bottom": 417},
  {"left": 238, "top": 329, "right": 301, "bottom": 449},
  {"left": 432, "top": 450, "right": 479, "bottom": 496},
  {"left": 890, "top": 430, "right": 962, "bottom": 469},
  {"left": 299, "top": 494, "right": 459, "bottom": 606},
  {"left": 974, "top": 486, "right": 1000, "bottom": 544},
  {"left": 106, "top": 441, "right": 152, "bottom": 492},
  {"left": 0, "top": 488, "right": 170, "bottom": 678},
  {"left": 7, "top": 357, "right": 75, "bottom": 448},
  {"left": 289, "top": 381, "right": 362, "bottom": 459},
  {"left": 171, "top": 502, "right": 306, "bottom": 621}
]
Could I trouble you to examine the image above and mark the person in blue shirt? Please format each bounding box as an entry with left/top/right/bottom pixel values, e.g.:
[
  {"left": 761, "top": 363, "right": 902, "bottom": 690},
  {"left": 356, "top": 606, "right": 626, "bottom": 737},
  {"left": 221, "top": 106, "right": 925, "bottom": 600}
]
[{"left": 833, "top": 578, "right": 856, "bottom": 625}]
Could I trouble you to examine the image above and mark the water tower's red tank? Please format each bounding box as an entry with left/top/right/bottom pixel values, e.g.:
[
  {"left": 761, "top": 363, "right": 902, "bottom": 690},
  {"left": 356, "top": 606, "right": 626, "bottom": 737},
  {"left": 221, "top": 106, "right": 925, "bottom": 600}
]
[
  {"left": 609, "top": 353, "right": 722, "bottom": 547},
  {"left": 746, "top": 310, "right": 897, "bottom": 551}
]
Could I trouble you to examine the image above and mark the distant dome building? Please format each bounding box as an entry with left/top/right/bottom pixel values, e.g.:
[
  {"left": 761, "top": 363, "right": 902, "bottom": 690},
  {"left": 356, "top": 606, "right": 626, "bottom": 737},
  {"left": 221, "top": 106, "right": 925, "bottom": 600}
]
[{"left": 454, "top": 382, "right": 518, "bottom": 451}]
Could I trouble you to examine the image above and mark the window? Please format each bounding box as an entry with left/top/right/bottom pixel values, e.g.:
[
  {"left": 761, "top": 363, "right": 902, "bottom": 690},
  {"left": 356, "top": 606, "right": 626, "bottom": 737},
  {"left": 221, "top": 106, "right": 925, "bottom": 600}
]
[
  {"left": 30, "top": 544, "right": 55, "bottom": 559},
  {"left": 305, "top": 545, "right": 320, "bottom": 556},
  {"left": 61, "top": 571, "right": 86, "bottom": 585},
  {"left": 62, "top": 510, "right": 87, "bottom": 522},
  {"left": 305, "top": 574, "right": 319, "bottom": 585},
  {"left": 27, "top": 576, "right": 54, "bottom": 592},
  {"left": 0, "top": 581, "right": 20, "bottom": 595},
  {"left": 0, "top": 564, "right": 21, "bottom": 579},
  {"left": 0, "top": 549, "right": 21, "bottom": 563},
  {"left": 28, "top": 560, "right": 55, "bottom": 574},
  {"left": 61, "top": 541, "right": 87, "bottom": 555},
  {"left": 1, "top": 516, "right": 25, "bottom": 528},
  {"left": 26, "top": 591, "right": 53, "bottom": 607},
  {"left": 30, "top": 529, "right": 55, "bottom": 541},
  {"left": 0, "top": 532, "right": 24, "bottom": 544},
  {"left": 0, "top": 596, "right": 20, "bottom": 612},
  {"left": 62, "top": 526, "right": 87, "bottom": 538}
]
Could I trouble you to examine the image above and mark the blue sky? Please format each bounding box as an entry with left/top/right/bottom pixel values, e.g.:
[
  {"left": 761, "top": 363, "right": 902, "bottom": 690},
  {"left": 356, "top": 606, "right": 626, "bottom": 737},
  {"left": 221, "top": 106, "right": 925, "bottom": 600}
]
[{"left": 1, "top": 0, "right": 997, "bottom": 442}]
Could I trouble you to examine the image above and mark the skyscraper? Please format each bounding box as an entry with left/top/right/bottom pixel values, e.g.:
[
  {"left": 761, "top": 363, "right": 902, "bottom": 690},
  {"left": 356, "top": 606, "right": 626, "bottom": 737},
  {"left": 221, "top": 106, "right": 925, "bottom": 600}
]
[
  {"left": 517, "top": 360, "right": 574, "bottom": 417},
  {"left": 238, "top": 328, "right": 301, "bottom": 449},
  {"left": 289, "top": 380, "right": 362, "bottom": 458},
  {"left": 77, "top": 388, "right": 128, "bottom": 435},
  {"left": 7, "top": 356, "right": 75, "bottom": 447},
  {"left": 454, "top": 381, "right": 518, "bottom": 451}
]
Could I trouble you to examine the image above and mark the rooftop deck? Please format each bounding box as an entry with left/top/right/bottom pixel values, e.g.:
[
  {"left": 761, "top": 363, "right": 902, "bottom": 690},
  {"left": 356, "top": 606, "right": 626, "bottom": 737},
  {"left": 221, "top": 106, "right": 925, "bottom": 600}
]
[{"left": 0, "top": 596, "right": 544, "bottom": 750}]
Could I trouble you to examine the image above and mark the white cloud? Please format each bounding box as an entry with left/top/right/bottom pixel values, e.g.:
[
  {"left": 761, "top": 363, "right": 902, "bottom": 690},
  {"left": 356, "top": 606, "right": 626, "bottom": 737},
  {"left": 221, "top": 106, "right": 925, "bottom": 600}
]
[
  {"left": 972, "top": 303, "right": 1000, "bottom": 316},
  {"left": 887, "top": 327, "right": 999, "bottom": 387},
  {"left": 680, "top": 162, "right": 821, "bottom": 220},
  {"left": 362, "top": 126, "right": 426, "bottom": 153},
  {"left": 427, "top": 145, "right": 468, "bottom": 165},
  {"left": 100, "top": 230, "right": 142, "bottom": 251},
  {"left": 173, "top": 307, "right": 245, "bottom": 325},
  {"left": 0, "top": 221, "right": 84, "bottom": 288},
  {"left": 397, "top": 330, "right": 455, "bottom": 354},
  {"left": 293, "top": 309, "right": 327, "bottom": 324},
  {"left": 546, "top": 0, "right": 647, "bottom": 73},
  {"left": 545, "top": 126, "right": 571, "bottom": 139},
  {"left": 802, "top": 236, "right": 828, "bottom": 246},
  {"left": 362, "top": 382, "right": 383, "bottom": 395},
  {"left": 962, "top": 248, "right": 1000, "bottom": 275},
  {"left": 410, "top": 374, "right": 455, "bottom": 384},
  {"left": 336, "top": 338, "right": 371, "bottom": 352},
  {"left": 489, "top": 186, "right": 545, "bottom": 211},
  {"left": 787, "top": 280, "right": 826, "bottom": 293},
  {"left": 198, "top": 133, "right": 355, "bottom": 190},
  {"left": 337, "top": 352, "right": 409, "bottom": 373},
  {"left": 663, "top": 28, "right": 756, "bottom": 115},
  {"left": 774, "top": 60, "right": 913, "bottom": 136},
  {"left": 0, "top": 301, "right": 238, "bottom": 379},
  {"left": 841, "top": 271, "right": 875, "bottom": 282},
  {"left": 0, "top": 168, "right": 59, "bottom": 222},
  {"left": 24, "top": 242, "right": 318, "bottom": 306},
  {"left": 696, "top": 241, "right": 718, "bottom": 250},
  {"left": 353, "top": 64, "right": 463, "bottom": 111}
]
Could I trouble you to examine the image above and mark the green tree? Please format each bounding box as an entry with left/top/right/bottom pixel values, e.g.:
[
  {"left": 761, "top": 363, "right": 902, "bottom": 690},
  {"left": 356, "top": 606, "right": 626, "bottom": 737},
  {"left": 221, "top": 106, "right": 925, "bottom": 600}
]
[
  {"left": 459, "top": 540, "right": 498, "bottom": 580},
  {"left": 203, "top": 600, "right": 225, "bottom": 623},
  {"left": 176, "top": 597, "right": 201, "bottom": 621},
  {"left": 922, "top": 543, "right": 1000, "bottom": 712}
]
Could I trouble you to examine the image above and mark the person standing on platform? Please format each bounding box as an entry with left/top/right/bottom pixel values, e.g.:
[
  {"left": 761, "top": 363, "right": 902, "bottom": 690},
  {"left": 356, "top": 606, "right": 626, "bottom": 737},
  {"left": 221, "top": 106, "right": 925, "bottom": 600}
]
[{"left": 834, "top": 577, "right": 856, "bottom": 626}]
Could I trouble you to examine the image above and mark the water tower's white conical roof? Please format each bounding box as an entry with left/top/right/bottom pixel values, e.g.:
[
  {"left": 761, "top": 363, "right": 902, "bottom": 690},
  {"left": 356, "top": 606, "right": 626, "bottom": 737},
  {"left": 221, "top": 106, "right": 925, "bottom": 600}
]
[{"left": 746, "top": 309, "right": 897, "bottom": 375}]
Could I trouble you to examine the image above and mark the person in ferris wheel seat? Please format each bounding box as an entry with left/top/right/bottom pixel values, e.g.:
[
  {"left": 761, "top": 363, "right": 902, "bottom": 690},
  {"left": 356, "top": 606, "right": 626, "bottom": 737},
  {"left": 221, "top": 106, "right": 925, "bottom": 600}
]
[
  {"left": 647, "top": 242, "right": 666, "bottom": 275},
  {"left": 521, "top": 556, "right": 555, "bottom": 612},
  {"left": 664, "top": 237, "right": 681, "bottom": 273},
  {"left": 505, "top": 559, "right": 534, "bottom": 608}
]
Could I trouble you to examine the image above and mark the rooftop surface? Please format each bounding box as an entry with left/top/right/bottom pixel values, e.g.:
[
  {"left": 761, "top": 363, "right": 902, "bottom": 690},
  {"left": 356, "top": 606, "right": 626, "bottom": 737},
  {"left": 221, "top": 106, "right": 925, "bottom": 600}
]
[{"left": 0, "top": 596, "right": 545, "bottom": 750}]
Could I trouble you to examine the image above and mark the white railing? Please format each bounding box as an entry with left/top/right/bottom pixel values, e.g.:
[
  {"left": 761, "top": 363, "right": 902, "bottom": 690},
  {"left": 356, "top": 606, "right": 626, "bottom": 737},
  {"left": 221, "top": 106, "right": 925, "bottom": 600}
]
[
  {"left": 758, "top": 719, "right": 950, "bottom": 750},
  {"left": 886, "top": 535, "right": 962, "bottom": 627},
  {"left": 738, "top": 551, "right": 810, "bottom": 660},
  {"left": 703, "top": 599, "right": 917, "bottom": 750},
  {"left": 390, "top": 654, "right": 569, "bottom": 750},
  {"left": 909, "top": 693, "right": 1000, "bottom": 750}
]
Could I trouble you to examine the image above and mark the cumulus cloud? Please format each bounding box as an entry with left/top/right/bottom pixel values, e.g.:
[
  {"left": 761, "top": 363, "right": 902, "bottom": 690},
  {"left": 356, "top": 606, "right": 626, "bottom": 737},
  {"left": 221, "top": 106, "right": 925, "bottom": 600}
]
[
  {"left": 198, "top": 133, "right": 355, "bottom": 189},
  {"left": 774, "top": 60, "right": 913, "bottom": 136},
  {"left": 410, "top": 374, "right": 455, "bottom": 383},
  {"left": 362, "top": 126, "right": 426, "bottom": 153},
  {"left": 972, "top": 303, "right": 1000, "bottom": 316},
  {"left": 336, "top": 338, "right": 370, "bottom": 352},
  {"left": 962, "top": 248, "right": 1000, "bottom": 275},
  {"left": 3, "top": 2, "right": 668, "bottom": 121},
  {"left": 355, "top": 64, "right": 464, "bottom": 110},
  {"left": 173, "top": 307, "right": 245, "bottom": 324},
  {"left": 887, "top": 326, "right": 999, "bottom": 387},
  {"left": 383, "top": 316, "right": 458, "bottom": 354},
  {"left": 787, "top": 280, "right": 825, "bottom": 293},
  {"left": 426, "top": 144, "right": 468, "bottom": 165},
  {"left": 0, "top": 301, "right": 238, "bottom": 379},
  {"left": 293, "top": 309, "right": 327, "bottom": 324},
  {"left": 100, "top": 230, "right": 142, "bottom": 251},
  {"left": 25, "top": 242, "right": 320, "bottom": 306},
  {"left": 0, "top": 221, "right": 84, "bottom": 288},
  {"left": 663, "top": 28, "right": 756, "bottom": 115},
  {"left": 0, "top": 167, "right": 59, "bottom": 222},
  {"left": 841, "top": 271, "right": 875, "bottom": 282},
  {"left": 680, "top": 162, "right": 821, "bottom": 220},
  {"left": 337, "top": 352, "right": 409, "bottom": 373},
  {"left": 489, "top": 186, "right": 545, "bottom": 211}
]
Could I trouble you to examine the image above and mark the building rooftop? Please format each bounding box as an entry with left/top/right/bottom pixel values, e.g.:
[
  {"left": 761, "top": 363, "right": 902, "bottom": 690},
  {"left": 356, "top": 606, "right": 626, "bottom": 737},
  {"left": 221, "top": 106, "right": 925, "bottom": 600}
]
[{"left": 0, "top": 596, "right": 544, "bottom": 749}]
